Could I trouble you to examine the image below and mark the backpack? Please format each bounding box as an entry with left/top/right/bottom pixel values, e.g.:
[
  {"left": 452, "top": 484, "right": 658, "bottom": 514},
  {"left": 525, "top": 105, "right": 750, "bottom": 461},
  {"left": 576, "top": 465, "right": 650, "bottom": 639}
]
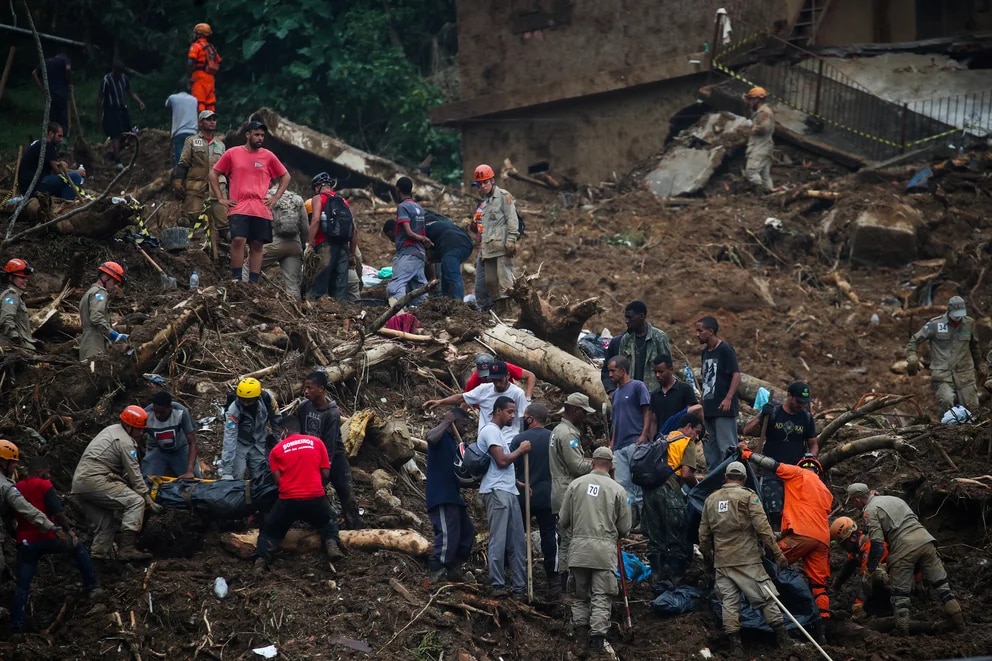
[
  {"left": 319, "top": 192, "right": 354, "bottom": 244},
  {"left": 630, "top": 433, "right": 680, "bottom": 488},
  {"left": 272, "top": 194, "right": 302, "bottom": 238},
  {"left": 454, "top": 439, "right": 491, "bottom": 484},
  {"left": 203, "top": 43, "right": 222, "bottom": 74}
]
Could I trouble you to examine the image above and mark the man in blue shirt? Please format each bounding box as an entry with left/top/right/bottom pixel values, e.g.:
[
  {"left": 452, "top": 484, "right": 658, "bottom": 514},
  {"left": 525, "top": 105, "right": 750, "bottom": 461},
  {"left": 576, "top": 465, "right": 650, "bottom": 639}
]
[
  {"left": 480, "top": 396, "right": 532, "bottom": 597},
  {"left": 608, "top": 355, "right": 651, "bottom": 529},
  {"left": 384, "top": 176, "right": 431, "bottom": 306},
  {"left": 425, "top": 407, "right": 475, "bottom": 583}
]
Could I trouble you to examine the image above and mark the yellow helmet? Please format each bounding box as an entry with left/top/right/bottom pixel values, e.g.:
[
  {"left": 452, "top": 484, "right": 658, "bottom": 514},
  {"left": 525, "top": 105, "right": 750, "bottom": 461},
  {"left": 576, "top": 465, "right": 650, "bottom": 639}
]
[
  {"left": 236, "top": 377, "right": 262, "bottom": 399},
  {"left": 746, "top": 86, "right": 768, "bottom": 99},
  {"left": 830, "top": 516, "right": 857, "bottom": 542},
  {"left": 194, "top": 23, "right": 212, "bottom": 36},
  {"left": 0, "top": 439, "right": 20, "bottom": 461}
]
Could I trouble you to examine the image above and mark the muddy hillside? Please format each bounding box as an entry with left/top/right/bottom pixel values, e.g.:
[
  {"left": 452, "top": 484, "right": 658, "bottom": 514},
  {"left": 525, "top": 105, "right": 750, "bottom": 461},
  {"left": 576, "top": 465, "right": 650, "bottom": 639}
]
[{"left": 1, "top": 121, "right": 991, "bottom": 661}]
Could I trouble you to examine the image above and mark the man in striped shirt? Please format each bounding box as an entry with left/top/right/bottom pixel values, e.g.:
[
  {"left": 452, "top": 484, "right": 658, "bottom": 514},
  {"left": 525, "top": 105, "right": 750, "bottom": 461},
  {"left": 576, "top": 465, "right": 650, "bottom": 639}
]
[{"left": 98, "top": 61, "right": 145, "bottom": 170}]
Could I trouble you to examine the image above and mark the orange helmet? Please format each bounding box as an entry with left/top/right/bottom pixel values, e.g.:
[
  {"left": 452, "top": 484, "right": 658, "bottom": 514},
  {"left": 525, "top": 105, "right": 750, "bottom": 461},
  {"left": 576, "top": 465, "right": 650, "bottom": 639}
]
[
  {"left": 473, "top": 164, "right": 495, "bottom": 183},
  {"left": 798, "top": 454, "right": 823, "bottom": 476},
  {"left": 305, "top": 198, "right": 313, "bottom": 215},
  {"left": 0, "top": 439, "right": 19, "bottom": 461},
  {"left": 120, "top": 405, "right": 148, "bottom": 429},
  {"left": 746, "top": 86, "right": 768, "bottom": 99},
  {"left": 4, "top": 258, "right": 34, "bottom": 277},
  {"left": 830, "top": 516, "right": 857, "bottom": 542},
  {"left": 98, "top": 261, "right": 126, "bottom": 284},
  {"left": 194, "top": 23, "right": 212, "bottom": 36}
]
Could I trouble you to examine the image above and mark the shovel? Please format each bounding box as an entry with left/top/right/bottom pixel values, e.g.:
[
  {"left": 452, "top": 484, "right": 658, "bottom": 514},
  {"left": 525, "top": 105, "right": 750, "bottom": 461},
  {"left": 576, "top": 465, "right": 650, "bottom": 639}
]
[{"left": 134, "top": 243, "right": 177, "bottom": 288}]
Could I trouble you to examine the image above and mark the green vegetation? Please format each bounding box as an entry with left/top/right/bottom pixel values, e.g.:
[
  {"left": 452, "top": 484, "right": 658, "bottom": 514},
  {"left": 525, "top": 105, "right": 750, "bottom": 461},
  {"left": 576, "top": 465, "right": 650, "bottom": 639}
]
[{"left": 6, "top": 0, "right": 461, "bottom": 180}]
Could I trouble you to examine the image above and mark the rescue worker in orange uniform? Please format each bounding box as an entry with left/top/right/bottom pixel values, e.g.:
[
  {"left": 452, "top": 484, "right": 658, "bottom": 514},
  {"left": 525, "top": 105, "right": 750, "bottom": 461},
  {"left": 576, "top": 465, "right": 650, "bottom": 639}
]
[
  {"left": 830, "top": 516, "right": 891, "bottom": 619},
  {"left": 187, "top": 23, "right": 221, "bottom": 112},
  {"left": 742, "top": 449, "right": 832, "bottom": 643}
]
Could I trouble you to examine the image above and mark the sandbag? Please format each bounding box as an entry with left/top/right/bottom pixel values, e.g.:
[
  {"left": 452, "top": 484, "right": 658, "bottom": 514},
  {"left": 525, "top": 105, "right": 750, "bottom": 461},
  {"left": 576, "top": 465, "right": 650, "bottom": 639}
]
[
  {"left": 710, "top": 558, "right": 818, "bottom": 632},
  {"left": 650, "top": 585, "right": 707, "bottom": 616},
  {"left": 686, "top": 452, "right": 761, "bottom": 543}
]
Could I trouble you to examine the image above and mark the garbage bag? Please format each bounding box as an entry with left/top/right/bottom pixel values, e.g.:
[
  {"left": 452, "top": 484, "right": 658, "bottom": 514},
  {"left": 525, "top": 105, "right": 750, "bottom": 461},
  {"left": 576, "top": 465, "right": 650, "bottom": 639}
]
[
  {"left": 686, "top": 450, "right": 761, "bottom": 543},
  {"left": 710, "top": 558, "right": 818, "bottom": 632},
  {"left": 151, "top": 473, "right": 278, "bottom": 518},
  {"left": 650, "top": 584, "right": 707, "bottom": 616},
  {"left": 615, "top": 550, "right": 651, "bottom": 583}
]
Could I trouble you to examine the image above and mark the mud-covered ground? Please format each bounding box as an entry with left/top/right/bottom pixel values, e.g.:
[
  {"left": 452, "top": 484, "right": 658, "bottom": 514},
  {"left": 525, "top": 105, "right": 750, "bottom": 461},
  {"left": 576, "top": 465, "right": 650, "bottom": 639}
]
[{"left": 1, "top": 126, "right": 991, "bottom": 660}]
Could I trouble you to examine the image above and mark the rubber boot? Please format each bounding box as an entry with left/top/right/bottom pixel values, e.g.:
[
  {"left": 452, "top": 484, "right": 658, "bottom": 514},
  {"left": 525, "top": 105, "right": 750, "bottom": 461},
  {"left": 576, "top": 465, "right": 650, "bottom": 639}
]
[
  {"left": 116, "top": 532, "right": 152, "bottom": 562},
  {"left": 445, "top": 561, "right": 465, "bottom": 583},
  {"left": 944, "top": 598, "right": 964, "bottom": 630},
  {"left": 324, "top": 539, "right": 345, "bottom": 562},
  {"left": 630, "top": 502, "right": 642, "bottom": 533},
  {"left": 773, "top": 624, "right": 797, "bottom": 647},
  {"left": 588, "top": 635, "right": 606, "bottom": 654},
  {"left": 894, "top": 610, "right": 911, "bottom": 636},
  {"left": 727, "top": 632, "right": 743, "bottom": 656},
  {"left": 812, "top": 617, "right": 828, "bottom": 644},
  {"left": 429, "top": 558, "right": 447, "bottom": 584}
]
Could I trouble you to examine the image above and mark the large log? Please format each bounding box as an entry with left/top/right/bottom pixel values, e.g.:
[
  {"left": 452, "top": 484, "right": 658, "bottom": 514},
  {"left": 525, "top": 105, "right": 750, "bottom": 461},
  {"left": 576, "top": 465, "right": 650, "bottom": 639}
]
[
  {"left": 134, "top": 300, "right": 211, "bottom": 370},
  {"left": 481, "top": 323, "right": 608, "bottom": 410},
  {"left": 324, "top": 342, "right": 404, "bottom": 383},
  {"left": 220, "top": 528, "right": 431, "bottom": 558},
  {"left": 511, "top": 276, "right": 602, "bottom": 352}
]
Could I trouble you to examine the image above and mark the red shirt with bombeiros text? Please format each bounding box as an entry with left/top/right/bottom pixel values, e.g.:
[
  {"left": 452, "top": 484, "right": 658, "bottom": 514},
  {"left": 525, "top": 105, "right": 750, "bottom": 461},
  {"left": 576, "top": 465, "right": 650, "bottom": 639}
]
[{"left": 268, "top": 433, "right": 330, "bottom": 499}]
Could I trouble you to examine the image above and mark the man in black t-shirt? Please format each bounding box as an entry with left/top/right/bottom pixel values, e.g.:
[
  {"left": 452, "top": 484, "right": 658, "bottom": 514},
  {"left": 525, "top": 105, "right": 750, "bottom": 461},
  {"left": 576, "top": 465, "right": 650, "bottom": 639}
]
[
  {"left": 17, "top": 122, "right": 85, "bottom": 200},
  {"left": 510, "top": 403, "right": 559, "bottom": 587},
  {"left": 696, "top": 316, "right": 741, "bottom": 470},
  {"left": 752, "top": 381, "right": 818, "bottom": 530},
  {"left": 424, "top": 217, "right": 473, "bottom": 300},
  {"left": 648, "top": 354, "right": 700, "bottom": 439}
]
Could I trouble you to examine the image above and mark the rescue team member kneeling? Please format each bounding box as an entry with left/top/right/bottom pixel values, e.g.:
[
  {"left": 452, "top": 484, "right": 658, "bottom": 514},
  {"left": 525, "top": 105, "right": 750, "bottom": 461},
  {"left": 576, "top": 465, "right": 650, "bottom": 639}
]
[{"left": 253, "top": 416, "right": 344, "bottom": 571}]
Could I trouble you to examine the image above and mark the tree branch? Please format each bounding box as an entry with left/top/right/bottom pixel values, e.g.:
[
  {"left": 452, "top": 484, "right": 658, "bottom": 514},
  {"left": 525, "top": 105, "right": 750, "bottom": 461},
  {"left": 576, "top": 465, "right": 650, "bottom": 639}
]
[
  {"left": 368, "top": 279, "right": 439, "bottom": 334},
  {"left": 817, "top": 394, "right": 915, "bottom": 449},
  {"left": 2, "top": 133, "right": 140, "bottom": 247},
  {"left": 6, "top": 0, "right": 49, "bottom": 239}
]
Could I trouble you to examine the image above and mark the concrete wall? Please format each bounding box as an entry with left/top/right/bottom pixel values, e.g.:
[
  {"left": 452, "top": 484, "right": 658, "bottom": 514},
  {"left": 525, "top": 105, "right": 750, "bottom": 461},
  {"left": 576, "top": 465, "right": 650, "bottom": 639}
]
[
  {"left": 454, "top": 0, "right": 784, "bottom": 101},
  {"left": 460, "top": 76, "right": 704, "bottom": 189}
]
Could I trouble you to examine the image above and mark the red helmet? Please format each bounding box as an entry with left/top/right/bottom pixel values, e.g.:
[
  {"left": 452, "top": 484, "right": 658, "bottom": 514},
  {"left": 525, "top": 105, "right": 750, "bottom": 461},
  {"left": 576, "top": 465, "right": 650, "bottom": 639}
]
[
  {"left": 798, "top": 454, "right": 824, "bottom": 476},
  {"left": 473, "top": 164, "right": 495, "bottom": 183},
  {"left": 120, "top": 405, "right": 148, "bottom": 429},
  {"left": 4, "top": 258, "right": 34, "bottom": 277},
  {"left": 98, "top": 261, "right": 126, "bottom": 284}
]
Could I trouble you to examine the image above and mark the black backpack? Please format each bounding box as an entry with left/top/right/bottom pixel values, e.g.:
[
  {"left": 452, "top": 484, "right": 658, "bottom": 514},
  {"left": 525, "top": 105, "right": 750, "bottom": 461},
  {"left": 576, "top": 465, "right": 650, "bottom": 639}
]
[
  {"left": 630, "top": 433, "right": 680, "bottom": 488},
  {"left": 319, "top": 192, "right": 354, "bottom": 244},
  {"left": 454, "top": 439, "right": 491, "bottom": 486}
]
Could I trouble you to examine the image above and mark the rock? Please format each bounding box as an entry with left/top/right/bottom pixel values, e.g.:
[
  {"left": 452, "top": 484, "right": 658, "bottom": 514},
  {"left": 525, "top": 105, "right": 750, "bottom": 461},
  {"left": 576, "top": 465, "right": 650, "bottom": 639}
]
[
  {"left": 848, "top": 204, "right": 923, "bottom": 266},
  {"left": 643, "top": 145, "right": 727, "bottom": 197},
  {"left": 370, "top": 469, "right": 396, "bottom": 492},
  {"left": 374, "top": 488, "right": 402, "bottom": 509}
]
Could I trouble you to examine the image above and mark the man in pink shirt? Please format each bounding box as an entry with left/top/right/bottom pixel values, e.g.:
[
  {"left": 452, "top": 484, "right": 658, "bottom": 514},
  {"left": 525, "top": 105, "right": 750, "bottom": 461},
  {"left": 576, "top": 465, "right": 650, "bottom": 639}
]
[{"left": 209, "top": 120, "right": 292, "bottom": 283}]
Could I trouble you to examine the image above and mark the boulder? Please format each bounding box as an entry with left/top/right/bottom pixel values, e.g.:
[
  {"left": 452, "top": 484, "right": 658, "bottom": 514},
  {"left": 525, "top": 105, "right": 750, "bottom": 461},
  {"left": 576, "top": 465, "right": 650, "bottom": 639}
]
[
  {"left": 848, "top": 204, "right": 923, "bottom": 266},
  {"left": 643, "top": 146, "right": 726, "bottom": 197}
]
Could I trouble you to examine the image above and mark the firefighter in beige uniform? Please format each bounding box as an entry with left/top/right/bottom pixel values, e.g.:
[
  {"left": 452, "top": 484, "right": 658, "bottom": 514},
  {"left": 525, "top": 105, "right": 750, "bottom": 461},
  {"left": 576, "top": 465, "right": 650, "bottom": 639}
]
[
  {"left": 744, "top": 87, "right": 775, "bottom": 193},
  {"left": 71, "top": 406, "right": 163, "bottom": 560},
  {"left": 473, "top": 164, "right": 519, "bottom": 313},
  {"left": 0, "top": 258, "right": 37, "bottom": 349},
  {"left": 905, "top": 296, "right": 982, "bottom": 413},
  {"left": 242, "top": 186, "right": 308, "bottom": 299},
  {"left": 698, "top": 461, "right": 795, "bottom": 653},
  {"left": 549, "top": 393, "right": 595, "bottom": 586},
  {"left": 173, "top": 110, "right": 228, "bottom": 238},
  {"left": 558, "top": 446, "right": 631, "bottom": 654},
  {"left": 845, "top": 483, "right": 964, "bottom": 633},
  {"left": 79, "top": 261, "right": 127, "bottom": 361}
]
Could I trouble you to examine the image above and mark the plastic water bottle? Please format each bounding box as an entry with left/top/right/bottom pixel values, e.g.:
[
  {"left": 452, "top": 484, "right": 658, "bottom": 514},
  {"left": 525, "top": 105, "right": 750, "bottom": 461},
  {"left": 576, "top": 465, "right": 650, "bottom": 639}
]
[
  {"left": 320, "top": 210, "right": 328, "bottom": 229},
  {"left": 214, "top": 577, "right": 228, "bottom": 599},
  {"left": 189, "top": 271, "right": 199, "bottom": 290},
  {"left": 870, "top": 310, "right": 880, "bottom": 327},
  {"left": 683, "top": 362, "right": 696, "bottom": 388}
]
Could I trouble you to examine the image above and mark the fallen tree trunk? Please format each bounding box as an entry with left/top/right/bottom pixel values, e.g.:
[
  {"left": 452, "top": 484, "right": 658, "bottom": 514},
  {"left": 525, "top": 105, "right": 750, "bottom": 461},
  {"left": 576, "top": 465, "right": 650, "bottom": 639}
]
[
  {"left": 817, "top": 394, "right": 915, "bottom": 448},
  {"left": 324, "top": 342, "right": 404, "bottom": 384},
  {"left": 510, "top": 276, "right": 602, "bottom": 353},
  {"left": 819, "top": 434, "right": 905, "bottom": 470},
  {"left": 220, "top": 528, "right": 431, "bottom": 558},
  {"left": 134, "top": 299, "right": 211, "bottom": 370},
  {"left": 481, "top": 323, "right": 608, "bottom": 410}
]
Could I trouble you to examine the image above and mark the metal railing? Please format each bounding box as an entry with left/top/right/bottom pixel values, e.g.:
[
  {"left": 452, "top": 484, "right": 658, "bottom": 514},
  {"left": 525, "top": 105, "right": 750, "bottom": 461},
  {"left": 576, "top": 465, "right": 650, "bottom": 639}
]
[{"left": 711, "top": 9, "right": 992, "bottom": 161}]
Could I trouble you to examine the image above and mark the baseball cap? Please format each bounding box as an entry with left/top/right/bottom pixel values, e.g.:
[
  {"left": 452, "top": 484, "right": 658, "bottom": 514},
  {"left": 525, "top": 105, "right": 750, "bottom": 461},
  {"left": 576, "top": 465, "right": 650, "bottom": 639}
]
[
  {"left": 198, "top": 110, "right": 217, "bottom": 121},
  {"left": 725, "top": 461, "right": 747, "bottom": 478},
  {"left": 948, "top": 296, "right": 967, "bottom": 320},
  {"left": 845, "top": 483, "right": 870, "bottom": 504},
  {"left": 487, "top": 361, "right": 508, "bottom": 379},
  {"left": 475, "top": 353, "right": 494, "bottom": 379},
  {"left": 245, "top": 120, "right": 268, "bottom": 132},
  {"left": 592, "top": 446, "right": 614, "bottom": 461},
  {"left": 563, "top": 392, "right": 596, "bottom": 413},
  {"left": 788, "top": 382, "right": 812, "bottom": 403}
]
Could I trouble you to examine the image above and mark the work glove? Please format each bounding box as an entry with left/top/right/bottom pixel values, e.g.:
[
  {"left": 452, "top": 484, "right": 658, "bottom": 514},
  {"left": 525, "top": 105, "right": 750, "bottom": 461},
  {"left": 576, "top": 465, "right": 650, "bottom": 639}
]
[
  {"left": 906, "top": 358, "right": 919, "bottom": 376},
  {"left": 775, "top": 555, "right": 790, "bottom": 571},
  {"left": 504, "top": 241, "right": 517, "bottom": 258},
  {"left": 740, "top": 448, "right": 753, "bottom": 461},
  {"left": 870, "top": 566, "right": 889, "bottom": 587},
  {"left": 144, "top": 494, "right": 164, "bottom": 515},
  {"left": 108, "top": 330, "right": 129, "bottom": 344}
]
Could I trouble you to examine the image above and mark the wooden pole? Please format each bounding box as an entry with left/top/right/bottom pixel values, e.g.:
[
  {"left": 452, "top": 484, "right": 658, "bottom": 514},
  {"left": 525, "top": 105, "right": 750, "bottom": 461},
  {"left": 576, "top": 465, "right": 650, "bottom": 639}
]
[
  {"left": 0, "top": 46, "right": 15, "bottom": 103},
  {"left": 525, "top": 453, "right": 533, "bottom": 602},
  {"left": 11, "top": 145, "right": 23, "bottom": 195}
]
